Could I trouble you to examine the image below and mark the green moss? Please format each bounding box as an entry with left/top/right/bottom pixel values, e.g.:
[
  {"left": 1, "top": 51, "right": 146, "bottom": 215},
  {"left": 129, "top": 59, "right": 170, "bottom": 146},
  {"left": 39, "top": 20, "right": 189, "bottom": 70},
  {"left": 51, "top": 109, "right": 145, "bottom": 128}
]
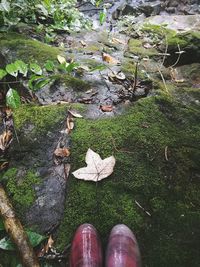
[
  {"left": 141, "top": 24, "right": 200, "bottom": 52},
  {"left": 3, "top": 168, "right": 40, "bottom": 211},
  {"left": 55, "top": 74, "right": 90, "bottom": 91},
  {"left": 14, "top": 104, "right": 69, "bottom": 133},
  {"left": 127, "top": 39, "right": 158, "bottom": 57},
  {"left": 141, "top": 23, "right": 176, "bottom": 37},
  {"left": 0, "top": 32, "right": 62, "bottom": 64},
  {"left": 57, "top": 93, "right": 200, "bottom": 266}
]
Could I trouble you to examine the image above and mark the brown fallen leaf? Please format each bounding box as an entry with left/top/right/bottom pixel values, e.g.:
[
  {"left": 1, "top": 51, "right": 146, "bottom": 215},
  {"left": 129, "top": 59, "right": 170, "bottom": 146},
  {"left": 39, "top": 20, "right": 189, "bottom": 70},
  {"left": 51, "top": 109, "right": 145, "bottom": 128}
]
[
  {"left": 100, "top": 105, "right": 113, "bottom": 112},
  {"left": 67, "top": 115, "right": 74, "bottom": 131},
  {"left": 45, "top": 235, "right": 54, "bottom": 254},
  {"left": 0, "top": 130, "right": 13, "bottom": 151},
  {"left": 79, "top": 97, "right": 93, "bottom": 104},
  {"left": 68, "top": 109, "right": 83, "bottom": 118},
  {"left": 80, "top": 40, "right": 87, "bottom": 47},
  {"left": 0, "top": 161, "right": 9, "bottom": 171},
  {"left": 108, "top": 71, "right": 126, "bottom": 81},
  {"left": 37, "top": 235, "right": 54, "bottom": 257},
  {"left": 102, "top": 52, "right": 120, "bottom": 65},
  {"left": 54, "top": 147, "right": 70, "bottom": 158},
  {"left": 112, "top": 37, "right": 127, "bottom": 45}
]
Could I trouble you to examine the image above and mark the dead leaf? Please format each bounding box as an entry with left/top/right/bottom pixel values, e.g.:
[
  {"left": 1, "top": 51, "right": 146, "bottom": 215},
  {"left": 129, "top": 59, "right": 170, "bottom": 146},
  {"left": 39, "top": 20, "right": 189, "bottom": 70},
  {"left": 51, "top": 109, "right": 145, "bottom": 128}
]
[
  {"left": 67, "top": 116, "right": 74, "bottom": 131},
  {"left": 72, "top": 148, "right": 116, "bottom": 181},
  {"left": 57, "top": 55, "right": 66, "bottom": 64},
  {"left": 79, "top": 97, "right": 93, "bottom": 104},
  {"left": 54, "top": 147, "right": 70, "bottom": 158},
  {"left": 68, "top": 110, "right": 83, "bottom": 118},
  {"left": 108, "top": 71, "right": 126, "bottom": 81},
  {"left": 112, "top": 38, "right": 127, "bottom": 45},
  {"left": 143, "top": 42, "right": 153, "bottom": 49},
  {"left": 0, "top": 130, "right": 13, "bottom": 151},
  {"left": 100, "top": 105, "right": 113, "bottom": 112},
  {"left": 102, "top": 52, "right": 120, "bottom": 65},
  {"left": 0, "top": 161, "right": 9, "bottom": 171},
  {"left": 45, "top": 235, "right": 54, "bottom": 254},
  {"left": 37, "top": 235, "right": 54, "bottom": 257},
  {"left": 80, "top": 40, "right": 87, "bottom": 47}
]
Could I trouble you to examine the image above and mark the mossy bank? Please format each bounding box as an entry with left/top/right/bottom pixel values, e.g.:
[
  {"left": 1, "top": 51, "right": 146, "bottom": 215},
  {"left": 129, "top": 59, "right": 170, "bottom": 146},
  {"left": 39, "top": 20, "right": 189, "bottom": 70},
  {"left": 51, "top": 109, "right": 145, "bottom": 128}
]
[
  {"left": 0, "top": 32, "right": 62, "bottom": 65},
  {"left": 57, "top": 89, "right": 200, "bottom": 267}
]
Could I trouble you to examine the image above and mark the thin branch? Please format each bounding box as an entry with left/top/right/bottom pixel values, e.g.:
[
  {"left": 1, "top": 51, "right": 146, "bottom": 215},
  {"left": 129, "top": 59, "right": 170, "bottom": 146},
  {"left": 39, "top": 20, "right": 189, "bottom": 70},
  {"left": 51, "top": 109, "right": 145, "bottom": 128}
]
[
  {"left": 135, "top": 200, "right": 151, "bottom": 217},
  {"left": 170, "top": 44, "right": 185, "bottom": 68},
  {"left": 131, "top": 61, "right": 138, "bottom": 101},
  {"left": 157, "top": 65, "right": 169, "bottom": 94}
]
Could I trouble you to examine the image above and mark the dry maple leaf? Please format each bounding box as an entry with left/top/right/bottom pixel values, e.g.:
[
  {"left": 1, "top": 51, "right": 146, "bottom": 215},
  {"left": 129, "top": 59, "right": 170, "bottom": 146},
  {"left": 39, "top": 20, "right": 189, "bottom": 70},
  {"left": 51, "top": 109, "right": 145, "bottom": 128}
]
[
  {"left": 102, "top": 52, "right": 120, "bottom": 65},
  {"left": 72, "top": 148, "right": 116, "bottom": 182},
  {"left": 100, "top": 105, "right": 113, "bottom": 112},
  {"left": 54, "top": 147, "right": 70, "bottom": 158}
]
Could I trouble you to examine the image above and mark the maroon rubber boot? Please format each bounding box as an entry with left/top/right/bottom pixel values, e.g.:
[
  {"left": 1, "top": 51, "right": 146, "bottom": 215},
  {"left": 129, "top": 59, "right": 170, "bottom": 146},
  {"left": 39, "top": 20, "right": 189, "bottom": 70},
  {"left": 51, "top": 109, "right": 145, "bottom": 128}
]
[
  {"left": 105, "top": 224, "right": 141, "bottom": 267},
  {"left": 70, "top": 223, "right": 103, "bottom": 267}
]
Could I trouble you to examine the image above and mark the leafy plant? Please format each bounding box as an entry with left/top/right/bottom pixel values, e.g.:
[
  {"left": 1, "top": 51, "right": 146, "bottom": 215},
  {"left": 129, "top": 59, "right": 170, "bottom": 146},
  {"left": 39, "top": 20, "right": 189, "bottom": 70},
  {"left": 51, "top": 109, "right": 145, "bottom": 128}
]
[
  {"left": 6, "top": 88, "right": 21, "bottom": 109},
  {"left": 0, "top": 0, "right": 91, "bottom": 36},
  {"left": 0, "top": 57, "right": 79, "bottom": 108},
  {"left": 0, "top": 231, "right": 46, "bottom": 250},
  {"left": 99, "top": 7, "right": 106, "bottom": 25}
]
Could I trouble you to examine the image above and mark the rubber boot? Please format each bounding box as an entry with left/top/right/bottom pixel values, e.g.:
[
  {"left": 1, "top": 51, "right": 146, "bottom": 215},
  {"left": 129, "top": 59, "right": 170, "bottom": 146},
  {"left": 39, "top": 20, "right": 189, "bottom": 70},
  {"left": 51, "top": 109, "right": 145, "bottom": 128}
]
[
  {"left": 105, "top": 224, "right": 141, "bottom": 267},
  {"left": 70, "top": 223, "right": 103, "bottom": 267}
]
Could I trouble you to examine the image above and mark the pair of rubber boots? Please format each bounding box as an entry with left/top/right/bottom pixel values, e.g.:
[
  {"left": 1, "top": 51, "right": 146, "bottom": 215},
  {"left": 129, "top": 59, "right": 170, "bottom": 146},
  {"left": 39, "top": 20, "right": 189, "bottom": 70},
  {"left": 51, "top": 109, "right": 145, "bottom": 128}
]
[{"left": 70, "top": 223, "right": 141, "bottom": 267}]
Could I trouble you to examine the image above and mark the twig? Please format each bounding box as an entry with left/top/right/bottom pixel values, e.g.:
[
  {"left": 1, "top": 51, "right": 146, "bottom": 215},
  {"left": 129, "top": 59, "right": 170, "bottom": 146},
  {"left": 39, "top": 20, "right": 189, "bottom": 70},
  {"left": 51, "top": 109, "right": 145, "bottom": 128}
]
[
  {"left": 161, "top": 33, "right": 169, "bottom": 66},
  {"left": 110, "top": 135, "right": 135, "bottom": 154},
  {"left": 157, "top": 66, "right": 169, "bottom": 94},
  {"left": 164, "top": 146, "right": 169, "bottom": 161},
  {"left": 135, "top": 200, "right": 151, "bottom": 217},
  {"left": 0, "top": 80, "right": 22, "bottom": 84},
  {"left": 170, "top": 44, "right": 185, "bottom": 68},
  {"left": 131, "top": 62, "right": 138, "bottom": 101}
]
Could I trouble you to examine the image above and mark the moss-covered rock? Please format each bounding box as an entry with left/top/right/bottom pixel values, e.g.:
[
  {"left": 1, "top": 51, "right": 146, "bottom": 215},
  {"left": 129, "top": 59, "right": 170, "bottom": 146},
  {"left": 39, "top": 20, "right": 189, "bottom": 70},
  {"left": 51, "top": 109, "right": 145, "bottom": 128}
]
[
  {"left": 14, "top": 104, "right": 69, "bottom": 135},
  {"left": 1, "top": 168, "right": 41, "bottom": 214},
  {"left": 127, "top": 39, "right": 159, "bottom": 58},
  {"left": 0, "top": 32, "right": 62, "bottom": 64},
  {"left": 57, "top": 90, "right": 200, "bottom": 267},
  {"left": 139, "top": 15, "right": 200, "bottom": 65}
]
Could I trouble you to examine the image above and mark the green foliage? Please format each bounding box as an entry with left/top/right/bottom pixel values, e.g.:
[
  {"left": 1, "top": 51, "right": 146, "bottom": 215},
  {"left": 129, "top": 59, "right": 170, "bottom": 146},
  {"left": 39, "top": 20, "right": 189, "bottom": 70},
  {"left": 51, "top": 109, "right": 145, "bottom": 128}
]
[
  {"left": 0, "top": 0, "right": 91, "bottom": 35},
  {"left": 0, "top": 69, "right": 7, "bottom": 79},
  {"left": 6, "top": 88, "right": 21, "bottom": 109},
  {"left": 0, "top": 58, "right": 80, "bottom": 108},
  {"left": 0, "top": 231, "right": 46, "bottom": 250},
  {"left": 99, "top": 7, "right": 106, "bottom": 25},
  {"left": 29, "top": 63, "right": 42, "bottom": 75}
]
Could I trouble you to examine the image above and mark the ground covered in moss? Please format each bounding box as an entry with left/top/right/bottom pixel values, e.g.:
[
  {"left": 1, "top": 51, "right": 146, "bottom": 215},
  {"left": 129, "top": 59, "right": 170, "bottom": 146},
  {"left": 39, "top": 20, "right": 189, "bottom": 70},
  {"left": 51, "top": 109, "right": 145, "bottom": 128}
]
[
  {"left": 0, "top": 32, "right": 62, "bottom": 64},
  {"left": 57, "top": 89, "right": 200, "bottom": 267}
]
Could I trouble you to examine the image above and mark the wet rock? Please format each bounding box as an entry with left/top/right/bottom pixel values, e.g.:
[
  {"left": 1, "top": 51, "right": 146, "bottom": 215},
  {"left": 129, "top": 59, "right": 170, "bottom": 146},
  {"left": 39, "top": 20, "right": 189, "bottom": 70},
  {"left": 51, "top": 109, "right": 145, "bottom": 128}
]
[
  {"left": 5, "top": 104, "right": 71, "bottom": 233},
  {"left": 138, "top": 15, "right": 200, "bottom": 66},
  {"left": 26, "top": 165, "right": 68, "bottom": 233}
]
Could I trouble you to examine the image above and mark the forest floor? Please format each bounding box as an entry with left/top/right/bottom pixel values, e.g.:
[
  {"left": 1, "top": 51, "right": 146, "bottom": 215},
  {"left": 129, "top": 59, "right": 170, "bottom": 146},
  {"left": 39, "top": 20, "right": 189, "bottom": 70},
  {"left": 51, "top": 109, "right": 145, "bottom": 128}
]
[{"left": 0, "top": 1, "right": 200, "bottom": 267}]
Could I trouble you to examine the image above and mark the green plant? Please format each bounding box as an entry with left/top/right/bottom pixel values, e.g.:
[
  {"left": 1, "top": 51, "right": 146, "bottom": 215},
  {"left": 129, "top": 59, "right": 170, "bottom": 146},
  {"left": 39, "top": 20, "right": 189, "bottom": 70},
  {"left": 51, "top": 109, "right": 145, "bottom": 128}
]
[
  {"left": 0, "top": 58, "right": 79, "bottom": 108},
  {"left": 0, "top": 0, "right": 91, "bottom": 35}
]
